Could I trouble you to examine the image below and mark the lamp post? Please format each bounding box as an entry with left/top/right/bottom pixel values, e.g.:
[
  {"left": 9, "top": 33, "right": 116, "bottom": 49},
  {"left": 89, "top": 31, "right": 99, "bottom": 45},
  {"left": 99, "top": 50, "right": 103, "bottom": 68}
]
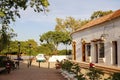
[
  {"left": 17, "top": 42, "right": 21, "bottom": 69},
  {"left": 28, "top": 43, "right": 32, "bottom": 67},
  {"left": 7, "top": 44, "right": 10, "bottom": 57},
  {"left": 18, "top": 42, "right": 21, "bottom": 58},
  {"left": 29, "top": 43, "right": 32, "bottom": 59}
]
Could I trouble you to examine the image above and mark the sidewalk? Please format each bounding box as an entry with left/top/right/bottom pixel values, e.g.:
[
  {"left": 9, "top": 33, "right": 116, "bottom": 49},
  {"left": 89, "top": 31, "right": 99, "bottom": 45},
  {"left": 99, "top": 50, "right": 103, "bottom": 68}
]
[{"left": 0, "top": 60, "right": 67, "bottom": 80}]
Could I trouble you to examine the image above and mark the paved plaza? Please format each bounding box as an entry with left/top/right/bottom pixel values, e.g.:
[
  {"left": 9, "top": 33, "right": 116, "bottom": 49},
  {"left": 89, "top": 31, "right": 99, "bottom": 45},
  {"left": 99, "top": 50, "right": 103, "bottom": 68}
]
[{"left": 0, "top": 60, "right": 67, "bottom": 80}]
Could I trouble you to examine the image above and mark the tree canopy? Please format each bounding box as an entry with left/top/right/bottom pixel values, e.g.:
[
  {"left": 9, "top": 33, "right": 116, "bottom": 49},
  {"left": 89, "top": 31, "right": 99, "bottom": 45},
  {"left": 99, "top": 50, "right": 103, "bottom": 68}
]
[
  {"left": 55, "top": 10, "right": 113, "bottom": 33},
  {"left": 90, "top": 10, "right": 113, "bottom": 20},
  {"left": 0, "top": 0, "right": 49, "bottom": 25},
  {"left": 0, "top": 24, "right": 16, "bottom": 52},
  {"left": 1, "top": 39, "right": 39, "bottom": 55},
  {"left": 55, "top": 17, "right": 89, "bottom": 33},
  {"left": 40, "top": 31, "right": 72, "bottom": 54},
  {"left": 0, "top": 0, "right": 49, "bottom": 53}
]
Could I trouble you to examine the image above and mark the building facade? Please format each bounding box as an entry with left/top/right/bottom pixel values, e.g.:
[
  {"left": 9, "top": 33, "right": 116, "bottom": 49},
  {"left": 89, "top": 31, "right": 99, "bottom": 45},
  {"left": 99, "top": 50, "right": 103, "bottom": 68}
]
[{"left": 71, "top": 9, "right": 120, "bottom": 67}]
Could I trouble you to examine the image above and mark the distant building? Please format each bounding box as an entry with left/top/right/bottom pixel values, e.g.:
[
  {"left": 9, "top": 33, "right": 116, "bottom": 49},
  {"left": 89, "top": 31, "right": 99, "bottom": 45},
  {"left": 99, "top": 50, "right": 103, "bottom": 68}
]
[{"left": 71, "top": 9, "right": 120, "bottom": 67}]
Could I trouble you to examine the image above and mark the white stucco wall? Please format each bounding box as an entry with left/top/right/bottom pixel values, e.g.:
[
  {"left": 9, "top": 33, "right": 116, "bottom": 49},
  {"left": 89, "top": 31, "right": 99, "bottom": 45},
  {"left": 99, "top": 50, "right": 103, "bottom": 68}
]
[
  {"left": 118, "top": 39, "right": 120, "bottom": 67},
  {"left": 71, "top": 17, "right": 120, "bottom": 67}
]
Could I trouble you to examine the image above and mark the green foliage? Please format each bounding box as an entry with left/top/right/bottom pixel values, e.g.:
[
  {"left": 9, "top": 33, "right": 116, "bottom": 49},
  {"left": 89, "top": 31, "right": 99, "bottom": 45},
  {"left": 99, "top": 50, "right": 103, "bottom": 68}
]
[
  {"left": 90, "top": 10, "right": 113, "bottom": 20},
  {"left": 0, "top": 25, "right": 16, "bottom": 52},
  {"left": 72, "top": 63, "right": 81, "bottom": 75},
  {"left": 61, "top": 61, "right": 86, "bottom": 80},
  {"left": 105, "top": 72, "right": 120, "bottom": 80},
  {"left": 1, "top": 39, "right": 39, "bottom": 55},
  {"left": 74, "top": 74, "right": 86, "bottom": 80},
  {"left": 0, "top": 0, "right": 49, "bottom": 52},
  {"left": 58, "top": 49, "right": 67, "bottom": 55},
  {"left": 55, "top": 10, "right": 113, "bottom": 32},
  {"left": 86, "top": 68, "right": 104, "bottom": 80},
  {"left": 71, "top": 63, "right": 86, "bottom": 80},
  {"left": 0, "top": 11, "right": 5, "bottom": 17},
  {"left": 0, "top": 0, "right": 49, "bottom": 25},
  {"left": 40, "top": 31, "right": 72, "bottom": 54},
  {"left": 55, "top": 17, "right": 81, "bottom": 32},
  {"left": 38, "top": 43, "right": 55, "bottom": 55},
  {"left": 61, "top": 60, "right": 74, "bottom": 73},
  {"left": 40, "top": 31, "right": 53, "bottom": 44},
  {"left": 55, "top": 17, "right": 89, "bottom": 33},
  {"left": 58, "top": 49, "right": 72, "bottom": 55}
]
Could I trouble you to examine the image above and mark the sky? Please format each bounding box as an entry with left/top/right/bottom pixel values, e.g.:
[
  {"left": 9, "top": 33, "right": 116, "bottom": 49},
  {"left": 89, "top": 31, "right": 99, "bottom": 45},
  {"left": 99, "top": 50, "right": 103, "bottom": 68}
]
[{"left": 11, "top": 0, "right": 120, "bottom": 46}]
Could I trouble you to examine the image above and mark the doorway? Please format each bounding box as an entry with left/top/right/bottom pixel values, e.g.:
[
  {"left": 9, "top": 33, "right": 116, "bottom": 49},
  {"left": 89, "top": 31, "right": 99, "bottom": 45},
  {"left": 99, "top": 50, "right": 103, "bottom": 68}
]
[
  {"left": 82, "top": 42, "right": 86, "bottom": 62},
  {"left": 112, "top": 41, "right": 118, "bottom": 65},
  {"left": 95, "top": 44, "right": 98, "bottom": 63}
]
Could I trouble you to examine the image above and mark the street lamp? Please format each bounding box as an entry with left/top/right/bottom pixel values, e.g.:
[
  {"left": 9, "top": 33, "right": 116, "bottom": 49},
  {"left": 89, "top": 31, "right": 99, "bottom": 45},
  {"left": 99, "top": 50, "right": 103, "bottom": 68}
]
[
  {"left": 29, "top": 44, "right": 32, "bottom": 59},
  {"left": 18, "top": 42, "right": 21, "bottom": 58},
  {"left": 7, "top": 44, "right": 10, "bottom": 57},
  {"left": 17, "top": 41, "right": 20, "bottom": 69},
  {"left": 28, "top": 43, "right": 32, "bottom": 67}
]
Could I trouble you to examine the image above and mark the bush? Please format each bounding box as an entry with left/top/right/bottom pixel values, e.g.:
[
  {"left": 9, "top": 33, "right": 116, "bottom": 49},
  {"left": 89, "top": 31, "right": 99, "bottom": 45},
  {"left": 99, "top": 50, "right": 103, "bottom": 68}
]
[
  {"left": 61, "top": 60, "right": 73, "bottom": 72},
  {"left": 75, "top": 74, "right": 86, "bottom": 80},
  {"left": 71, "top": 63, "right": 81, "bottom": 75},
  {"left": 105, "top": 72, "right": 120, "bottom": 80},
  {"left": 86, "top": 67, "right": 104, "bottom": 80}
]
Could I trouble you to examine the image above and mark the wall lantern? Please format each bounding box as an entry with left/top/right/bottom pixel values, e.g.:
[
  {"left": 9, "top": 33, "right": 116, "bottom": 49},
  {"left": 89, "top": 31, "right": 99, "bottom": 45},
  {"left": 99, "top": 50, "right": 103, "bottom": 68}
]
[
  {"left": 100, "top": 34, "right": 109, "bottom": 41},
  {"left": 81, "top": 38, "right": 86, "bottom": 43}
]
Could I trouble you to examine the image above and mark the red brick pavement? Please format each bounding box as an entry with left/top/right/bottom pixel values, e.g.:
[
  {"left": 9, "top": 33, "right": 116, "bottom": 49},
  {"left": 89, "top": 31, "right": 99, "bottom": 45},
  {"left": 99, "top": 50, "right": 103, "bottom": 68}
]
[{"left": 0, "top": 62, "right": 67, "bottom": 80}]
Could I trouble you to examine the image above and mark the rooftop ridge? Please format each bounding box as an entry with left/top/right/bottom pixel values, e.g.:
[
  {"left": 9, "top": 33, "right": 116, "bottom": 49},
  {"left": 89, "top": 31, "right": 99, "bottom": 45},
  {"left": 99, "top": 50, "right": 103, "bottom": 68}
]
[{"left": 73, "top": 9, "right": 120, "bottom": 34}]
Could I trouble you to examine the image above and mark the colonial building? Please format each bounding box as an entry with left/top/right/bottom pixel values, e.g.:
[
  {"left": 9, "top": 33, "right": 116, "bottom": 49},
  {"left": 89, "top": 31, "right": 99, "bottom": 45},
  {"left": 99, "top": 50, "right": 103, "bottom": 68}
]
[{"left": 71, "top": 9, "right": 120, "bottom": 67}]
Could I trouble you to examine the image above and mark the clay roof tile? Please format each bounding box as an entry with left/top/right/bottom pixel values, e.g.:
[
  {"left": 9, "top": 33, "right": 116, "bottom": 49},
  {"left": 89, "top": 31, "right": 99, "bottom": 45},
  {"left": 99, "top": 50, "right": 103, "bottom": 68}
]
[{"left": 73, "top": 9, "right": 120, "bottom": 34}]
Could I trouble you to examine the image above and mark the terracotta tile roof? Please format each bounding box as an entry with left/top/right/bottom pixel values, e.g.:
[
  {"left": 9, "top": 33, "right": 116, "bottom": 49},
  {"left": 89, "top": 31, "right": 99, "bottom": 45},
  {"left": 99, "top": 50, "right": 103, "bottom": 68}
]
[{"left": 73, "top": 9, "right": 120, "bottom": 34}]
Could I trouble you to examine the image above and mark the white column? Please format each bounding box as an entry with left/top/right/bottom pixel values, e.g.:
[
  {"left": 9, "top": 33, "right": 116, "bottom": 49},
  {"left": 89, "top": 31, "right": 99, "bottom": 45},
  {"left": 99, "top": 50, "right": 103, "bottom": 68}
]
[
  {"left": 117, "top": 39, "right": 120, "bottom": 67},
  {"left": 105, "top": 42, "right": 112, "bottom": 66},
  {"left": 91, "top": 42, "right": 95, "bottom": 63}
]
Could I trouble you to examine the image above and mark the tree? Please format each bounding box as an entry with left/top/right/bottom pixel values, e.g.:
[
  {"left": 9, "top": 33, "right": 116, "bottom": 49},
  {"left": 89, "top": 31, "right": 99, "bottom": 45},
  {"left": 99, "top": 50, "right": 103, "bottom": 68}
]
[
  {"left": 55, "top": 17, "right": 80, "bottom": 33},
  {"left": 61, "top": 32, "right": 72, "bottom": 55},
  {"left": 0, "top": 0, "right": 49, "bottom": 53},
  {"left": 40, "top": 31, "right": 71, "bottom": 54},
  {"left": 0, "top": 26, "right": 9, "bottom": 52},
  {"left": 0, "top": 0, "right": 49, "bottom": 25},
  {"left": 38, "top": 43, "right": 55, "bottom": 55},
  {"left": 0, "top": 24, "right": 16, "bottom": 52},
  {"left": 1, "top": 39, "right": 39, "bottom": 55},
  {"left": 63, "top": 17, "right": 82, "bottom": 32},
  {"left": 26, "top": 39, "right": 38, "bottom": 55},
  {"left": 55, "top": 17, "right": 89, "bottom": 33},
  {"left": 90, "top": 10, "right": 113, "bottom": 20},
  {"left": 55, "top": 18, "right": 65, "bottom": 32},
  {"left": 40, "top": 31, "right": 61, "bottom": 54},
  {"left": 40, "top": 31, "right": 53, "bottom": 44}
]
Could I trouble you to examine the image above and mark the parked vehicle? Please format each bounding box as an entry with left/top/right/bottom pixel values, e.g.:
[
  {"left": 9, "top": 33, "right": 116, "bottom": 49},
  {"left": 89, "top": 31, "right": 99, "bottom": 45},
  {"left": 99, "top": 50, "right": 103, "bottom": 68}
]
[
  {"left": 0, "top": 55, "right": 15, "bottom": 73},
  {"left": 5, "top": 61, "right": 11, "bottom": 73},
  {"left": 36, "top": 54, "right": 46, "bottom": 62},
  {"left": 0, "top": 56, "right": 8, "bottom": 67}
]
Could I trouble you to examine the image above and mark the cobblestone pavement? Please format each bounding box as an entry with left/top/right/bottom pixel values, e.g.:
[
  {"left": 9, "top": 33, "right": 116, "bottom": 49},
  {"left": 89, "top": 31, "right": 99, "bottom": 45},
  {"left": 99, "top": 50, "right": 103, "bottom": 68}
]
[{"left": 0, "top": 61, "right": 67, "bottom": 80}]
